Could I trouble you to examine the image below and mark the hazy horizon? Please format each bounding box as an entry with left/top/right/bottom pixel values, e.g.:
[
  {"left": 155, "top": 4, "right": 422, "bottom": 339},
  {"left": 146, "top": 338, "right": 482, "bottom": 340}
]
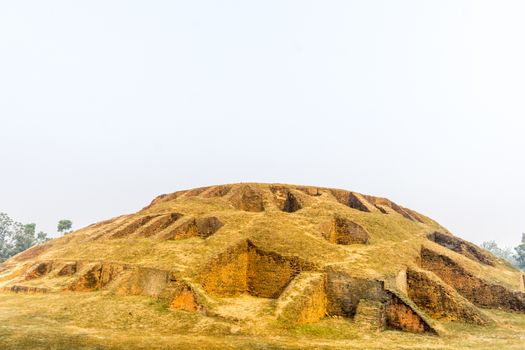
[{"left": 1, "top": 1, "right": 525, "bottom": 248}]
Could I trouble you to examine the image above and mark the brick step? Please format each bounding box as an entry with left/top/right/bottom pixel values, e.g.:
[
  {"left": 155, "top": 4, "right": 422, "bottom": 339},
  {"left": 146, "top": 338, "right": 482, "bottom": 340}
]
[{"left": 354, "top": 299, "right": 385, "bottom": 331}]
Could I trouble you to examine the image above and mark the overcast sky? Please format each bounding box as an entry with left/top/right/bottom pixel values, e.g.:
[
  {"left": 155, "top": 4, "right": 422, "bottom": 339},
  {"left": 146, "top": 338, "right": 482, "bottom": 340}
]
[{"left": 1, "top": 1, "right": 524, "bottom": 247}]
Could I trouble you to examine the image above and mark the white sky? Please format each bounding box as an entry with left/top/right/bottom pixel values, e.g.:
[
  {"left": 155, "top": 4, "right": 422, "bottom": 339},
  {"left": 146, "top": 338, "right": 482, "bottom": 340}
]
[{"left": 1, "top": 1, "right": 524, "bottom": 248}]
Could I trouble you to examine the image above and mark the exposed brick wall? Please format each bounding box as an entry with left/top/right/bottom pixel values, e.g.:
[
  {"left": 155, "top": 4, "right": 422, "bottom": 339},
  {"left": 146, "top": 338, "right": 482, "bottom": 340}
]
[{"left": 421, "top": 247, "right": 525, "bottom": 312}]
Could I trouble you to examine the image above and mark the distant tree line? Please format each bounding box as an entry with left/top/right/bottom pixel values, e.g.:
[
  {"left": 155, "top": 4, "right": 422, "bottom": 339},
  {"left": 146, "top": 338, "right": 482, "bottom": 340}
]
[
  {"left": 0, "top": 213, "right": 73, "bottom": 262},
  {"left": 482, "top": 234, "right": 525, "bottom": 270}
]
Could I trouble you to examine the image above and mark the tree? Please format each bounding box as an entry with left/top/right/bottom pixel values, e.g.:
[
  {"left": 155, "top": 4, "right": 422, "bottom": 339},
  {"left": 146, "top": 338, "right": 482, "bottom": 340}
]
[
  {"left": 10, "top": 223, "right": 36, "bottom": 256},
  {"left": 57, "top": 219, "right": 73, "bottom": 235},
  {"left": 0, "top": 213, "right": 48, "bottom": 262},
  {"left": 0, "top": 213, "right": 14, "bottom": 262},
  {"left": 515, "top": 233, "right": 525, "bottom": 269},
  {"left": 481, "top": 240, "right": 518, "bottom": 266},
  {"left": 36, "top": 231, "right": 47, "bottom": 242}
]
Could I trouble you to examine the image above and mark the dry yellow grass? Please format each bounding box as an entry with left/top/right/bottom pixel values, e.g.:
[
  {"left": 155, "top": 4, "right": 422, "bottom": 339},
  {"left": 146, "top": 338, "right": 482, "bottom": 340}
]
[{"left": 1, "top": 291, "right": 525, "bottom": 350}]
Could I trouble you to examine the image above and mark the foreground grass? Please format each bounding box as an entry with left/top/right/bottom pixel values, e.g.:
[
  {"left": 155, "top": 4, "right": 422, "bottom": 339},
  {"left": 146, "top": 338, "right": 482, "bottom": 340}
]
[{"left": 1, "top": 292, "right": 525, "bottom": 350}]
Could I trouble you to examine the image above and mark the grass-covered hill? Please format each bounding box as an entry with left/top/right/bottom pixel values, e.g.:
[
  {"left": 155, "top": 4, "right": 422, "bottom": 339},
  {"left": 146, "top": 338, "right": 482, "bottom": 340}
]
[{"left": 1, "top": 183, "right": 524, "bottom": 349}]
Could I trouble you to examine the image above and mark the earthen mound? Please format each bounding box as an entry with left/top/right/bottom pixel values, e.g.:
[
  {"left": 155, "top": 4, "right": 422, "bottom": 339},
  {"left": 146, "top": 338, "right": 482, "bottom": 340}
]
[{"left": 1, "top": 183, "right": 523, "bottom": 339}]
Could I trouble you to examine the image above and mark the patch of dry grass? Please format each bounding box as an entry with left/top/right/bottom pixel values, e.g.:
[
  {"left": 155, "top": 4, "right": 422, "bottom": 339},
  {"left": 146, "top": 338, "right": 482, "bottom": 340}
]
[{"left": 1, "top": 292, "right": 525, "bottom": 350}]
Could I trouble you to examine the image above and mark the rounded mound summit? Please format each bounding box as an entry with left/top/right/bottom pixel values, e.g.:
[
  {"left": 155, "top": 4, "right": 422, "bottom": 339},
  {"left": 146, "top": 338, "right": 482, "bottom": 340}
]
[{"left": 1, "top": 183, "right": 524, "bottom": 335}]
